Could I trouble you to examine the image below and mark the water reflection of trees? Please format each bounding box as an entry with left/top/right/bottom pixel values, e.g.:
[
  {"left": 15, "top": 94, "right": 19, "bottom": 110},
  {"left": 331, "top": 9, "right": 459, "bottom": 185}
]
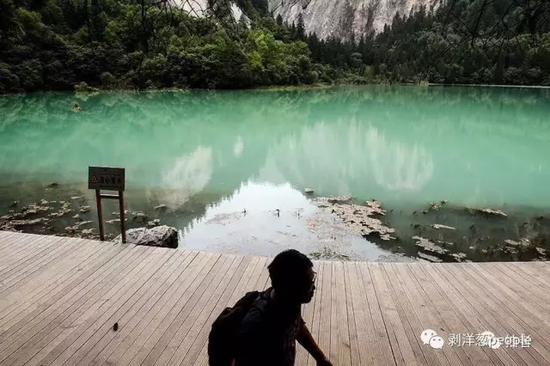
[
  {"left": 263, "top": 119, "right": 434, "bottom": 197},
  {"left": 152, "top": 146, "right": 213, "bottom": 210},
  {"left": 1, "top": 87, "right": 549, "bottom": 206}
]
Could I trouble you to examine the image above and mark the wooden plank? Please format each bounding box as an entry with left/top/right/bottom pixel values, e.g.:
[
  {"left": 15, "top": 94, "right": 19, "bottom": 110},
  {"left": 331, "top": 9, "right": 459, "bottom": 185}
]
[
  {"left": 467, "top": 262, "right": 550, "bottom": 337},
  {"left": 342, "top": 261, "right": 375, "bottom": 366},
  {"left": 0, "top": 233, "right": 71, "bottom": 270},
  {"left": 315, "top": 262, "right": 332, "bottom": 366},
  {"left": 342, "top": 262, "right": 360, "bottom": 366},
  {"left": 69, "top": 250, "right": 197, "bottom": 366},
  {"left": 133, "top": 253, "right": 234, "bottom": 366},
  {"left": 2, "top": 232, "right": 550, "bottom": 366},
  {"left": 0, "top": 239, "right": 116, "bottom": 326},
  {"left": 373, "top": 263, "right": 428, "bottom": 366},
  {"left": 30, "top": 249, "right": 178, "bottom": 366},
  {"left": 366, "top": 263, "right": 412, "bottom": 366},
  {"left": 459, "top": 263, "right": 550, "bottom": 364},
  {"left": 0, "top": 232, "right": 40, "bottom": 263},
  {"left": 504, "top": 263, "right": 550, "bottom": 293},
  {"left": 0, "top": 234, "right": 63, "bottom": 276},
  {"left": 392, "top": 264, "right": 451, "bottom": 366},
  {"left": 112, "top": 252, "right": 225, "bottom": 366},
  {"left": 357, "top": 262, "right": 400, "bottom": 366},
  {"left": 0, "top": 238, "right": 106, "bottom": 308},
  {"left": 189, "top": 257, "right": 270, "bottom": 366},
  {"left": 0, "top": 246, "right": 156, "bottom": 365},
  {"left": 0, "top": 232, "right": 46, "bottom": 260},
  {"left": 421, "top": 264, "right": 519, "bottom": 366},
  {"left": 0, "top": 236, "right": 81, "bottom": 294},
  {"left": 490, "top": 263, "right": 550, "bottom": 313},
  {"left": 330, "top": 261, "right": 352, "bottom": 366},
  {"left": 190, "top": 256, "right": 264, "bottom": 366},
  {"left": 381, "top": 264, "right": 434, "bottom": 366},
  {"left": 0, "top": 243, "right": 134, "bottom": 337},
  {"left": 0, "top": 231, "right": 19, "bottom": 248},
  {"left": 434, "top": 264, "right": 542, "bottom": 365},
  {"left": 0, "top": 243, "right": 125, "bottom": 334},
  {"left": 91, "top": 252, "right": 219, "bottom": 366},
  {"left": 178, "top": 256, "right": 253, "bottom": 365},
  {"left": 406, "top": 264, "right": 485, "bottom": 366},
  {"left": 148, "top": 254, "right": 241, "bottom": 366},
  {"left": 305, "top": 260, "right": 325, "bottom": 366},
  {"left": 296, "top": 257, "right": 317, "bottom": 366},
  {"left": 0, "top": 245, "right": 149, "bottom": 359}
]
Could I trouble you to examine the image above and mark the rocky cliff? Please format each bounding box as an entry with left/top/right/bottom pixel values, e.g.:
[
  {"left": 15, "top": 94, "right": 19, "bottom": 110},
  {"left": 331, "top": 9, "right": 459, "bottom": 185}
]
[
  {"left": 175, "top": 0, "right": 439, "bottom": 40},
  {"left": 268, "top": 0, "right": 439, "bottom": 40}
]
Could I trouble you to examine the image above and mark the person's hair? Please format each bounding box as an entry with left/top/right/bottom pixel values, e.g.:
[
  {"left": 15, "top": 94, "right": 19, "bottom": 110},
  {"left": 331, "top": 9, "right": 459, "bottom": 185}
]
[{"left": 268, "top": 250, "right": 313, "bottom": 294}]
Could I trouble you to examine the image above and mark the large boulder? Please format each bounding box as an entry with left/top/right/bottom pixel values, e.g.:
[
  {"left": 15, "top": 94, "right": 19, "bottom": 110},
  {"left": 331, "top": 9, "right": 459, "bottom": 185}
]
[{"left": 119, "top": 225, "right": 178, "bottom": 248}]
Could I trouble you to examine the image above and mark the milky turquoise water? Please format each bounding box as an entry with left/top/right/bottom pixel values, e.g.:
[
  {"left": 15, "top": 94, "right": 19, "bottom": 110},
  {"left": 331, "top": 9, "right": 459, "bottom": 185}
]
[{"left": 1, "top": 86, "right": 549, "bottom": 258}]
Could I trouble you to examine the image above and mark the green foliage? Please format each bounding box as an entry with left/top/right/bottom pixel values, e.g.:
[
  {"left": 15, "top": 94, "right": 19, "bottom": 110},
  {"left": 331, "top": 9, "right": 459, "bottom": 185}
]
[
  {"left": 307, "top": 0, "right": 550, "bottom": 85},
  {"left": 0, "top": 0, "right": 322, "bottom": 92},
  {"left": 1, "top": 0, "right": 549, "bottom": 93}
]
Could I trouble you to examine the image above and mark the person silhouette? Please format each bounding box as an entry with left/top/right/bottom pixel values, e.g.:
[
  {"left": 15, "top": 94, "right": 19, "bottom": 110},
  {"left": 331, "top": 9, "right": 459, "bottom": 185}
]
[{"left": 233, "top": 250, "right": 332, "bottom": 366}]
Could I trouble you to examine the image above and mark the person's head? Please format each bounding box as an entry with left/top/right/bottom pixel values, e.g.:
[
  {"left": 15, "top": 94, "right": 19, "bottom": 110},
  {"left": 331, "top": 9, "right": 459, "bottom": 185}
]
[{"left": 268, "top": 249, "right": 316, "bottom": 304}]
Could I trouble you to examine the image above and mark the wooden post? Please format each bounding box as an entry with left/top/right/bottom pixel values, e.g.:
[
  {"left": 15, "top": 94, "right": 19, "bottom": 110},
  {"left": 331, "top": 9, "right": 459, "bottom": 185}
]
[
  {"left": 89, "top": 166, "right": 125, "bottom": 243},
  {"left": 119, "top": 191, "right": 126, "bottom": 244},
  {"left": 95, "top": 189, "right": 105, "bottom": 241}
]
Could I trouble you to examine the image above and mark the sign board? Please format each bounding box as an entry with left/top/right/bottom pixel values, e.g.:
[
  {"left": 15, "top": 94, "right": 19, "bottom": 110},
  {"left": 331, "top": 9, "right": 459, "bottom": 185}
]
[{"left": 88, "top": 166, "right": 125, "bottom": 191}]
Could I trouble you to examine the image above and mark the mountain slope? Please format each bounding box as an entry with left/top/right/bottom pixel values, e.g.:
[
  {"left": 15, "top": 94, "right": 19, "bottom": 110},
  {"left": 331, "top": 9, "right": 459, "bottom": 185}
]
[{"left": 268, "top": 0, "right": 439, "bottom": 40}]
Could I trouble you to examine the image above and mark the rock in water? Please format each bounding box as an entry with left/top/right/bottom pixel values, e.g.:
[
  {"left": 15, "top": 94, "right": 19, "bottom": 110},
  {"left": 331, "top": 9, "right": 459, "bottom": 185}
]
[
  {"left": 132, "top": 212, "right": 148, "bottom": 222},
  {"left": 412, "top": 236, "right": 449, "bottom": 255},
  {"left": 451, "top": 252, "right": 468, "bottom": 262},
  {"left": 470, "top": 207, "right": 507, "bottom": 217},
  {"left": 330, "top": 202, "right": 395, "bottom": 241},
  {"left": 81, "top": 228, "right": 95, "bottom": 236},
  {"left": 154, "top": 204, "right": 168, "bottom": 210},
  {"left": 417, "top": 252, "right": 443, "bottom": 263},
  {"left": 119, "top": 225, "right": 178, "bottom": 248},
  {"left": 47, "top": 182, "right": 59, "bottom": 188},
  {"left": 327, "top": 195, "right": 353, "bottom": 204},
  {"left": 304, "top": 188, "right": 314, "bottom": 194},
  {"left": 431, "top": 224, "right": 456, "bottom": 230},
  {"left": 147, "top": 219, "right": 161, "bottom": 228}
]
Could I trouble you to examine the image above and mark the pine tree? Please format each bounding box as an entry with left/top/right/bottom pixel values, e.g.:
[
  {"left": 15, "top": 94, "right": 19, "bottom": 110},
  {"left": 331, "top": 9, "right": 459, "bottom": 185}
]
[
  {"left": 276, "top": 14, "right": 283, "bottom": 26},
  {"left": 296, "top": 13, "right": 305, "bottom": 41}
]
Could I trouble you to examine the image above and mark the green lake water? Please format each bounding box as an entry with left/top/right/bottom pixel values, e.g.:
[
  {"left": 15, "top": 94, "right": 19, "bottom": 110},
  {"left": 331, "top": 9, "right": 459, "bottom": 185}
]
[{"left": 1, "top": 86, "right": 550, "bottom": 260}]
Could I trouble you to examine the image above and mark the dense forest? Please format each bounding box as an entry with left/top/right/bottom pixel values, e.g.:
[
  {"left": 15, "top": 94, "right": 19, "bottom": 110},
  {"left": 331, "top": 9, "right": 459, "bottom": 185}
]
[{"left": 1, "top": 0, "right": 549, "bottom": 93}]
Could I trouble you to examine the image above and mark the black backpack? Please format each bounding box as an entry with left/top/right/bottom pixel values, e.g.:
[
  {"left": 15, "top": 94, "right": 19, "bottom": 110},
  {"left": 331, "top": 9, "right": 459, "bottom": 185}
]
[{"left": 208, "top": 290, "right": 261, "bottom": 366}]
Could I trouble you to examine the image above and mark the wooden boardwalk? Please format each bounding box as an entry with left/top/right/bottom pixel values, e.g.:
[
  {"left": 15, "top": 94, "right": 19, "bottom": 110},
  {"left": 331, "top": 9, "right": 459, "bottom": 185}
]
[{"left": 0, "top": 231, "right": 549, "bottom": 366}]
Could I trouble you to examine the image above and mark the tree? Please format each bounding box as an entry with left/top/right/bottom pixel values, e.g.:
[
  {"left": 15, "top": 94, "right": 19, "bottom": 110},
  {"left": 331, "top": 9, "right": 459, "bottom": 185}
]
[
  {"left": 296, "top": 13, "right": 305, "bottom": 41},
  {"left": 0, "top": 0, "right": 23, "bottom": 46}
]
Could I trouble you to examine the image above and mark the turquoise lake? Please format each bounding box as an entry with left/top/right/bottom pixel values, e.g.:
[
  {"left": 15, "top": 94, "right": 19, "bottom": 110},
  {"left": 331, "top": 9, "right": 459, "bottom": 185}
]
[{"left": 1, "top": 86, "right": 549, "bottom": 260}]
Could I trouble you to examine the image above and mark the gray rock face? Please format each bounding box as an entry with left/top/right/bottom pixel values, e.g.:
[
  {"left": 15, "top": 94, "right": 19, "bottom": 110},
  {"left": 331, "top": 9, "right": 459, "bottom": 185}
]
[
  {"left": 120, "top": 225, "right": 178, "bottom": 248},
  {"left": 268, "top": 0, "right": 439, "bottom": 40}
]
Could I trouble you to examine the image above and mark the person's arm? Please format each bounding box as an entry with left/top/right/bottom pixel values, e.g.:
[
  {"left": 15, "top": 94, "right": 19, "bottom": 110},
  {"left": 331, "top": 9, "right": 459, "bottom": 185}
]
[{"left": 297, "top": 321, "right": 332, "bottom": 365}]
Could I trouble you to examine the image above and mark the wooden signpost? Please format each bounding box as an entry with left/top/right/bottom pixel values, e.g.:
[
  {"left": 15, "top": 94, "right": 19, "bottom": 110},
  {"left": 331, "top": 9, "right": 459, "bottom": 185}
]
[{"left": 88, "top": 166, "right": 126, "bottom": 243}]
